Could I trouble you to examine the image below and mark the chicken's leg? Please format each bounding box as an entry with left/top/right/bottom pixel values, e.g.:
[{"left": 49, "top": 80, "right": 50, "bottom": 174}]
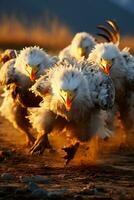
[
  {"left": 30, "top": 133, "right": 52, "bottom": 155},
  {"left": 62, "top": 142, "right": 79, "bottom": 165},
  {"left": 14, "top": 105, "right": 35, "bottom": 146}
]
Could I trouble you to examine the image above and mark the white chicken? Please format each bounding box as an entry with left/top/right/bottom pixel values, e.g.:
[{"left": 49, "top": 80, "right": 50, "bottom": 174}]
[
  {"left": 29, "top": 59, "right": 115, "bottom": 164},
  {"left": 59, "top": 32, "right": 96, "bottom": 61},
  {"left": 0, "top": 46, "right": 57, "bottom": 145},
  {"left": 89, "top": 20, "right": 134, "bottom": 134}
]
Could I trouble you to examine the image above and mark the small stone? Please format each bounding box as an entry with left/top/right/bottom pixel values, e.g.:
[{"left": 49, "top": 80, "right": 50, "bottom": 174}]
[
  {"left": 0, "top": 150, "right": 14, "bottom": 158},
  {"left": 57, "top": 174, "right": 66, "bottom": 179},
  {"left": 0, "top": 151, "right": 5, "bottom": 161},
  {"left": 1, "top": 173, "right": 15, "bottom": 180},
  {"left": 96, "top": 187, "right": 107, "bottom": 193},
  {"left": 20, "top": 175, "right": 50, "bottom": 184},
  {"left": 15, "top": 188, "right": 26, "bottom": 194},
  {"left": 31, "top": 188, "right": 48, "bottom": 198},
  {"left": 4, "top": 150, "right": 14, "bottom": 157},
  {"left": 27, "top": 182, "right": 39, "bottom": 192},
  {"left": 94, "top": 188, "right": 99, "bottom": 195},
  {"left": 47, "top": 189, "right": 67, "bottom": 198},
  {"left": 31, "top": 175, "right": 49, "bottom": 184},
  {"left": 74, "top": 195, "right": 84, "bottom": 200},
  {"left": 20, "top": 176, "right": 32, "bottom": 183},
  {"left": 79, "top": 187, "right": 97, "bottom": 195},
  {"left": 79, "top": 186, "right": 107, "bottom": 196}
]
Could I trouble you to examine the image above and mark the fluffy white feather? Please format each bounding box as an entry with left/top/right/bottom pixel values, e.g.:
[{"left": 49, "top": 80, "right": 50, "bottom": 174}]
[
  {"left": 0, "top": 46, "right": 58, "bottom": 145},
  {"left": 29, "top": 60, "right": 115, "bottom": 157},
  {"left": 59, "top": 32, "right": 96, "bottom": 60},
  {"left": 77, "top": 59, "right": 115, "bottom": 110},
  {"left": 118, "top": 48, "right": 134, "bottom": 131},
  {"left": 121, "top": 47, "right": 134, "bottom": 87},
  {"left": 88, "top": 42, "right": 133, "bottom": 135},
  {"left": 0, "top": 59, "right": 16, "bottom": 85},
  {"left": 14, "top": 46, "right": 57, "bottom": 79},
  {"left": 0, "top": 87, "right": 17, "bottom": 125}
]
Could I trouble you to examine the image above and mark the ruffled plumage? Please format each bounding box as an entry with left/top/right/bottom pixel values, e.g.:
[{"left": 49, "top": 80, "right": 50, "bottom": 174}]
[
  {"left": 0, "top": 46, "right": 57, "bottom": 145},
  {"left": 88, "top": 41, "right": 134, "bottom": 133},
  {"left": 29, "top": 59, "right": 115, "bottom": 157},
  {"left": 59, "top": 32, "right": 96, "bottom": 60}
]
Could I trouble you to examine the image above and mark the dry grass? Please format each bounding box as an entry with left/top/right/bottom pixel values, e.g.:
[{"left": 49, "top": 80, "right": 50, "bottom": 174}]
[
  {"left": 0, "top": 17, "right": 73, "bottom": 51},
  {"left": 0, "top": 17, "right": 134, "bottom": 54},
  {"left": 120, "top": 36, "right": 134, "bottom": 54},
  {"left": 97, "top": 36, "right": 134, "bottom": 54}
]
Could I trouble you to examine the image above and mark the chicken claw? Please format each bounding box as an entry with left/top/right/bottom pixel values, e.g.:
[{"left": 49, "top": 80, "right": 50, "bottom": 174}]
[
  {"left": 26, "top": 135, "right": 36, "bottom": 147},
  {"left": 62, "top": 142, "right": 79, "bottom": 165},
  {"left": 30, "top": 134, "right": 51, "bottom": 155}
]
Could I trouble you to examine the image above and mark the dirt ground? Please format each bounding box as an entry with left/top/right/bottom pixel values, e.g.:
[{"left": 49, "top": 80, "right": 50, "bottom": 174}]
[{"left": 0, "top": 94, "right": 134, "bottom": 200}]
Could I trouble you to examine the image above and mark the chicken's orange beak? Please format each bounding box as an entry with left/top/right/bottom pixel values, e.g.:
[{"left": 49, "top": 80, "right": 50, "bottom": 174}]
[
  {"left": 100, "top": 58, "right": 112, "bottom": 76},
  {"left": 30, "top": 70, "right": 36, "bottom": 81},
  {"left": 25, "top": 64, "right": 38, "bottom": 81},
  {"left": 65, "top": 98, "right": 72, "bottom": 111},
  {"left": 60, "top": 89, "right": 74, "bottom": 111},
  {"left": 29, "top": 66, "right": 38, "bottom": 81},
  {"left": 103, "top": 66, "right": 110, "bottom": 75},
  {"left": 78, "top": 47, "right": 86, "bottom": 57},
  {"left": 43, "top": 86, "right": 50, "bottom": 95}
]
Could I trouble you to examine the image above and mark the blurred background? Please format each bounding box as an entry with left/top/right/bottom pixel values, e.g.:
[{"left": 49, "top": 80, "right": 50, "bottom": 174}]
[{"left": 0, "top": 0, "right": 134, "bottom": 53}]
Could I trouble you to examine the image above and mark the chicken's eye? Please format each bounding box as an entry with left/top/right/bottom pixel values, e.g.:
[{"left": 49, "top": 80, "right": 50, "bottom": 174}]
[
  {"left": 25, "top": 64, "right": 31, "bottom": 70},
  {"left": 60, "top": 89, "right": 65, "bottom": 95},
  {"left": 73, "top": 88, "right": 78, "bottom": 92}
]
